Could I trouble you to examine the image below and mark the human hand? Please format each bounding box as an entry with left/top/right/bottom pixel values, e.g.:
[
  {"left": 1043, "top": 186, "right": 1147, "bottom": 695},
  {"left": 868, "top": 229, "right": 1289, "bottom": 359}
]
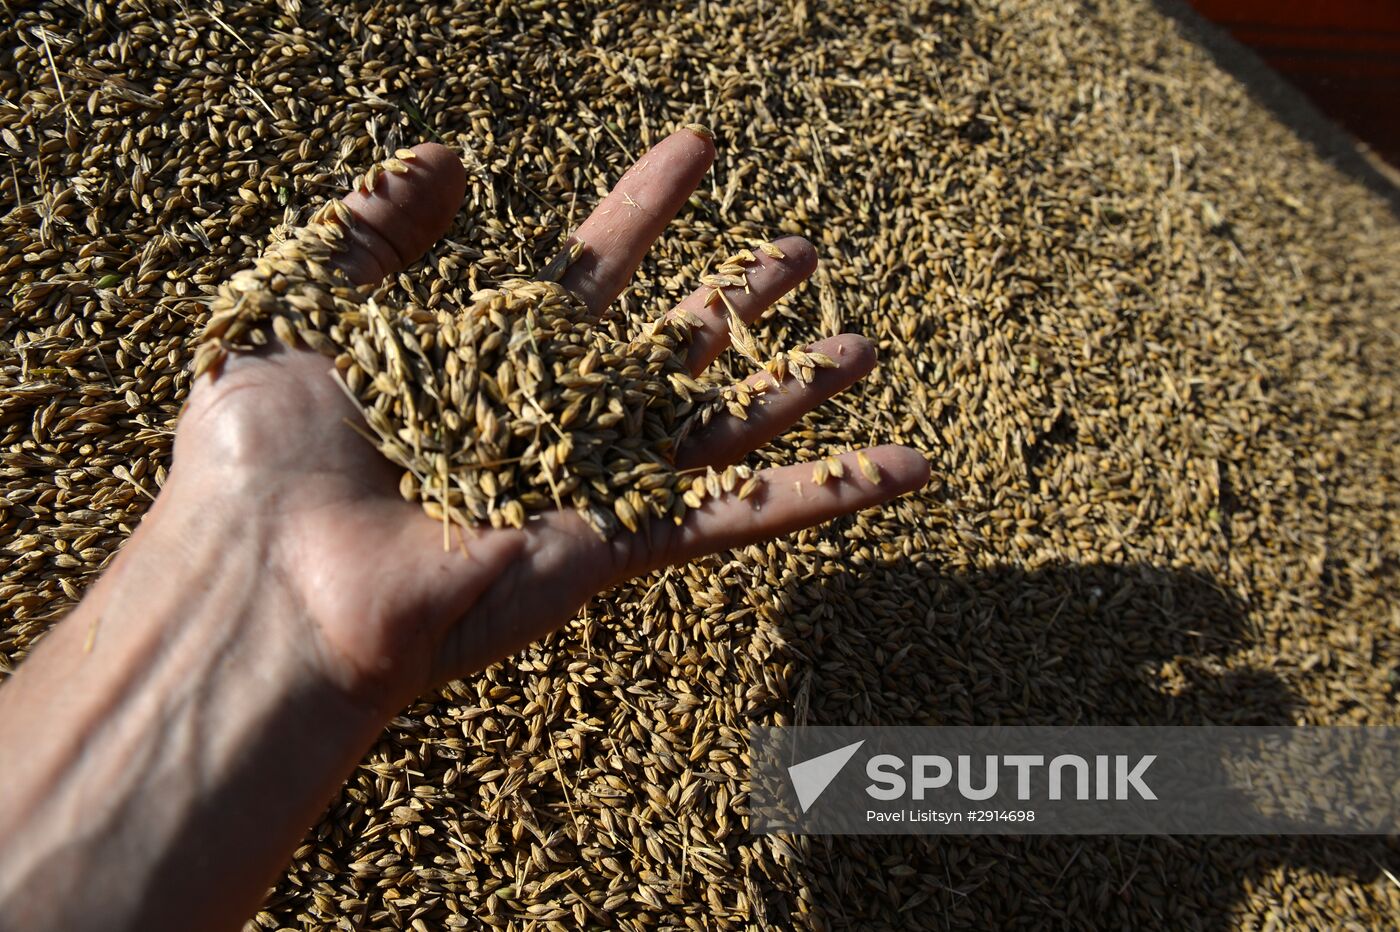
[
  {"left": 173, "top": 128, "right": 929, "bottom": 713},
  {"left": 0, "top": 130, "right": 931, "bottom": 931}
]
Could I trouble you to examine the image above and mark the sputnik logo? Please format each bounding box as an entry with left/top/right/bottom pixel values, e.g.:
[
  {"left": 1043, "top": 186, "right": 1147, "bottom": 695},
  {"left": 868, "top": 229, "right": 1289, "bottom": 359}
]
[{"left": 787, "top": 740, "right": 865, "bottom": 812}]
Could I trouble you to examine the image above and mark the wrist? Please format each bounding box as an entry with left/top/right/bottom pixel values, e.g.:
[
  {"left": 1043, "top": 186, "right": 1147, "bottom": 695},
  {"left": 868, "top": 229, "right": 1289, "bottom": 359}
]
[
  {"left": 133, "top": 465, "right": 386, "bottom": 720},
  {"left": 144, "top": 461, "right": 406, "bottom": 711},
  {"left": 0, "top": 473, "right": 387, "bottom": 932}
]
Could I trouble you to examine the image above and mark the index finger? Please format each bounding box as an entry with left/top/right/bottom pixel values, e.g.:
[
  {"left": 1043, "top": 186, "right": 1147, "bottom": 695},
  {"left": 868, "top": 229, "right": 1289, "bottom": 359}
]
[{"left": 558, "top": 126, "right": 716, "bottom": 311}]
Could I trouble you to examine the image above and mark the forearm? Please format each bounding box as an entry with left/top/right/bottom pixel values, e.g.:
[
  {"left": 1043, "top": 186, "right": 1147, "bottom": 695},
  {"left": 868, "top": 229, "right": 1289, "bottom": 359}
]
[{"left": 0, "top": 478, "right": 384, "bottom": 932}]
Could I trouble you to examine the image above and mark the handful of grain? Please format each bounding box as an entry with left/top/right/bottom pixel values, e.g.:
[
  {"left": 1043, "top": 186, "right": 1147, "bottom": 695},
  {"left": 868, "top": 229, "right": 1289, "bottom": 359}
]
[{"left": 196, "top": 152, "right": 827, "bottom": 537}]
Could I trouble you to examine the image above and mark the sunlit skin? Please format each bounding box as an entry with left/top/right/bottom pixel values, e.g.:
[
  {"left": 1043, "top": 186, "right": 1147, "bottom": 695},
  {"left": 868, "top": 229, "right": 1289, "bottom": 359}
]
[
  {"left": 180, "top": 130, "right": 929, "bottom": 710},
  {"left": 0, "top": 128, "right": 928, "bottom": 931}
]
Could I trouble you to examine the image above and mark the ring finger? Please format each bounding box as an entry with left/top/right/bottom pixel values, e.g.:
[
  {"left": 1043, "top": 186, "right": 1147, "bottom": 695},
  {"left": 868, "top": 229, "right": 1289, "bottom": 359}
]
[{"left": 675, "top": 333, "right": 877, "bottom": 470}]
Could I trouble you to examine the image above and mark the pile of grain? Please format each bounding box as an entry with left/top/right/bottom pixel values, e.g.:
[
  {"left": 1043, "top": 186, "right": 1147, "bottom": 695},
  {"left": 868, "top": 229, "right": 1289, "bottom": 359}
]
[
  {"left": 3, "top": 1, "right": 1399, "bottom": 929},
  {"left": 197, "top": 196, "right": 826, "bottom": 536}
]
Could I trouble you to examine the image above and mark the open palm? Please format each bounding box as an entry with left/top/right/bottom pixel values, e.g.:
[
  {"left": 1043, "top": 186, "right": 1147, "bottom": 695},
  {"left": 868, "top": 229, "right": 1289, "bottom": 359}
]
[{"left": 173, "top": 129, "right": 928, "bottom": 713}]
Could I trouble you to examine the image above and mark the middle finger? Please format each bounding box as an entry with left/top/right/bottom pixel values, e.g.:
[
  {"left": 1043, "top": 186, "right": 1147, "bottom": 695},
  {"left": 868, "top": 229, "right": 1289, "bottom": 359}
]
[{"left": 671, "top": 235, "right": 818, "bottom": 375}]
